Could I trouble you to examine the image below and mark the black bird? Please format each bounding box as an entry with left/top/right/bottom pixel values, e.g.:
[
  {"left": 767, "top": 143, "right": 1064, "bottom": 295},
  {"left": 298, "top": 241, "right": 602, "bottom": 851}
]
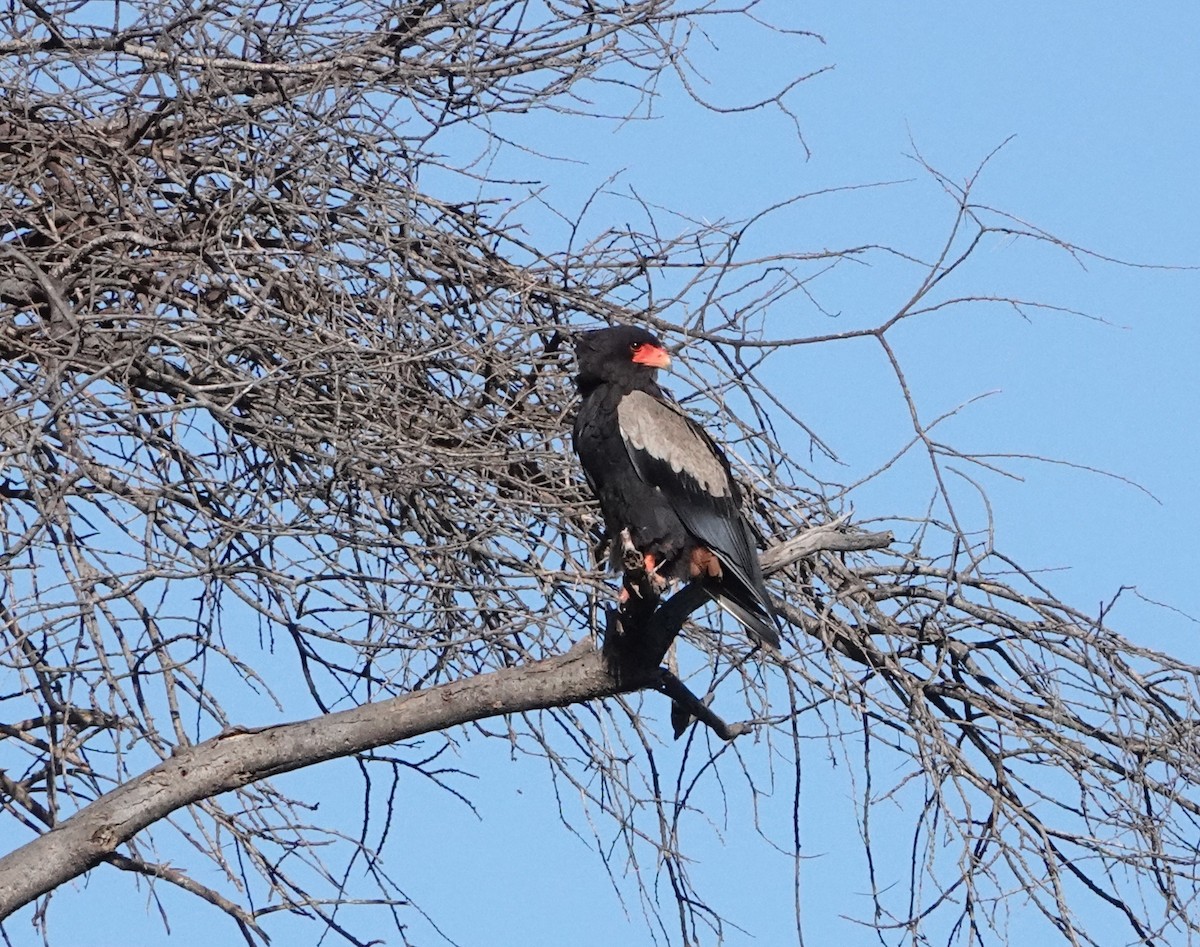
[{"left": 572, "top": 325, "right": 780, "bottom": 649}]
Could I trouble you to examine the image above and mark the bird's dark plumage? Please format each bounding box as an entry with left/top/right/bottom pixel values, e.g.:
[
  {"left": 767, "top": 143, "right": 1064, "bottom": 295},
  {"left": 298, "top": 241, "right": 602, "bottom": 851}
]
[{"left": 572, "top": 325, "right": 780, "bottom": 648}]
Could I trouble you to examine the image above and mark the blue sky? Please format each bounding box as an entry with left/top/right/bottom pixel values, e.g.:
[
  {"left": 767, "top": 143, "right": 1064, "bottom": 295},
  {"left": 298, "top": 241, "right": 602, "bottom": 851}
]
[{"left": 11, "top": 4, "right": 1200, "bottom": 946}]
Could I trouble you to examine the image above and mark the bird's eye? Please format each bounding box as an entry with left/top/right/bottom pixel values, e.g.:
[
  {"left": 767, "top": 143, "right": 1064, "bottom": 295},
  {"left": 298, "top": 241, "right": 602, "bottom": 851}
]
[{"left": 630, "top": 342, "right": 643, "bottom": 352}]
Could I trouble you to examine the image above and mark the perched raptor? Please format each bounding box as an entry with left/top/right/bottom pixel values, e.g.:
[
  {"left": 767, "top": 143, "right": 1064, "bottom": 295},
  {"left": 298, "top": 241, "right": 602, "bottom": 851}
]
[{"left": 572, "top": 325, "right": 780, "bottom": 649}]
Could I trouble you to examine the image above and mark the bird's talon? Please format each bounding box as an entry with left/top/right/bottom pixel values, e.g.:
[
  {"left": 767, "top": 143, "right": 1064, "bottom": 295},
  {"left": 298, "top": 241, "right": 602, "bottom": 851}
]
[{"left": 641, "top": 553, "right": 668, "bottom": 591}]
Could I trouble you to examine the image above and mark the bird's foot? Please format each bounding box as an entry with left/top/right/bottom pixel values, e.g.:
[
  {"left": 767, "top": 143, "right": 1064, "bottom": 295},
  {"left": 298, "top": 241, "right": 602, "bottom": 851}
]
[
  {"left": 641, "top": 553, "right": 670, "bottom": 593},
  {"left": 617, "top": 529, "right": 669, "bottom": 598}
]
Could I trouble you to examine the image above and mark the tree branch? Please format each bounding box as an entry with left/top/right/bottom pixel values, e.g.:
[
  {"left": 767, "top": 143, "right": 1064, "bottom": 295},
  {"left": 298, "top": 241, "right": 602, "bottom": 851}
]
[
  {"left": 0, "top": 646, "right": 624, "bottom": 918},
  {"left": 0, "top": 524, "right": 883, "bottom": 919}
]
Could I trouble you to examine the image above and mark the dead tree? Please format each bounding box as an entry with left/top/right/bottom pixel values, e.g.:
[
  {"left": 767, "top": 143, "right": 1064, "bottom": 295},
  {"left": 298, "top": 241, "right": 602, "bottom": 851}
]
[{"left": 2, "top": 2, "right": 1198, "bottom": 945}]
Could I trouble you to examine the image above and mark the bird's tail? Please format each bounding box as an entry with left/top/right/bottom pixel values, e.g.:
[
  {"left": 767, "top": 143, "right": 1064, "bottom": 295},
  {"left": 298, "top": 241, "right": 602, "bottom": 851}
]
[{"left": 706, "top": 583, "right": 781, "bottom": 650}]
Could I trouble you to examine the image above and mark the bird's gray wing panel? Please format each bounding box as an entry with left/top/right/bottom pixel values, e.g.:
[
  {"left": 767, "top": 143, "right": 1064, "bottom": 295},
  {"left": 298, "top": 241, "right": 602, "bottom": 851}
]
[{"left": 617, "top": 390, "right": 733, "bottom": 500}]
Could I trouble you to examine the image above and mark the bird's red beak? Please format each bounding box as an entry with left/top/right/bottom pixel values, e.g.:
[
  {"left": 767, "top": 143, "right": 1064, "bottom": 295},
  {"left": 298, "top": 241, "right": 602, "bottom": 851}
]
[{"left": 631, "top": 344, "right": 671, "bottom": 369}]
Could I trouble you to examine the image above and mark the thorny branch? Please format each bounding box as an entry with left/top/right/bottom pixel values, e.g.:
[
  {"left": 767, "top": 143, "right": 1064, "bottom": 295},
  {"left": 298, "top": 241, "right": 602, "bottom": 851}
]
[{"left": 1, "top": 2, "right": 1199, "bottom": 947}]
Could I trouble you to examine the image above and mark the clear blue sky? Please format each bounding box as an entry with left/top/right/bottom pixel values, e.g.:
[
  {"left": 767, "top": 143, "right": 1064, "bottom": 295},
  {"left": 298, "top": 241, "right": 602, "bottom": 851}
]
[{"left": 17, "top": 4, "right": 1200, "bottom": 946}]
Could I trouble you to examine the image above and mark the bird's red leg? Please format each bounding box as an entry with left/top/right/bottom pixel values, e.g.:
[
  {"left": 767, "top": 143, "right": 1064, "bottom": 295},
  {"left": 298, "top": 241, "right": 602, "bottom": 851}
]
[{"left": 642, "top": 553, "right": 669, "bottom": 593}]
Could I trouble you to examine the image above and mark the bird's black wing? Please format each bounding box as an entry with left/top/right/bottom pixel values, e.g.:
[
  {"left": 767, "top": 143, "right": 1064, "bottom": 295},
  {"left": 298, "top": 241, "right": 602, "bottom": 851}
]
[
  {"left": 616, "top": 390, "right": 747, "bottom": 554},
  {"left": 616, "top": 390, "right": 778, "bottom": 645}
]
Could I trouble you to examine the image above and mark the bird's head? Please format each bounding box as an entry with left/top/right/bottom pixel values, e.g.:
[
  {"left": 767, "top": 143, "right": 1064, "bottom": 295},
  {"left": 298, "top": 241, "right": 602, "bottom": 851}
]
[{"left": 574, "top": 325, "right": 671, "bottom": 391}]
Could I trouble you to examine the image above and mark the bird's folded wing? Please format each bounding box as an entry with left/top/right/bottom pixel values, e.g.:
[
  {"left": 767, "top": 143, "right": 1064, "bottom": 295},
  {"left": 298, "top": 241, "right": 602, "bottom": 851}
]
[{"left": 616, "top": 390, "right": 760, "bottom": 582}]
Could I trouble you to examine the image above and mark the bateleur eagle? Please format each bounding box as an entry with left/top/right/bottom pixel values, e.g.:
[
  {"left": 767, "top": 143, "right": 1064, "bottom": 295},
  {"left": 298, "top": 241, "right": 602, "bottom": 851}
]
[{"left": 573, "top": 325, "right": 780, "bottom": 649}]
